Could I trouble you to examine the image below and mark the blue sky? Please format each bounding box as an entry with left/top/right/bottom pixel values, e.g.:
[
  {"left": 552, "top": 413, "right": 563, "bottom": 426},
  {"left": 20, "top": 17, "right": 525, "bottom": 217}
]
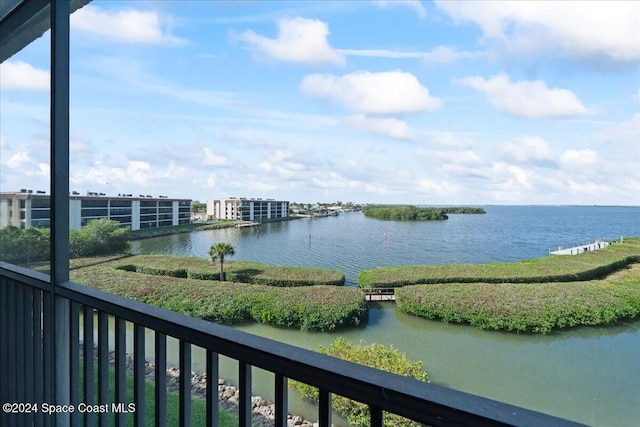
[{"left": 1, "top": 0, "right": 639, "bottom": 205}]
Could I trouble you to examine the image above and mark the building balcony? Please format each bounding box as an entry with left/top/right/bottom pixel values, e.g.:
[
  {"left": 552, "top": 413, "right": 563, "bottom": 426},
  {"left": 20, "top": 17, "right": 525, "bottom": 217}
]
[
  {"left": 0, "top": 262, "right": 583, "bottom": 427},
  {"left": 0, "top": 2, "right": 584, "bottom": 425}
]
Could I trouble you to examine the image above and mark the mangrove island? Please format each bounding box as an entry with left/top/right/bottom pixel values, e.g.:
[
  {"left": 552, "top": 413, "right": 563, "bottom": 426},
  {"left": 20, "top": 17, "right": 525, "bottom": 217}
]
[{"left": 363, "top": 204, "right": 485, "bottom": 221}]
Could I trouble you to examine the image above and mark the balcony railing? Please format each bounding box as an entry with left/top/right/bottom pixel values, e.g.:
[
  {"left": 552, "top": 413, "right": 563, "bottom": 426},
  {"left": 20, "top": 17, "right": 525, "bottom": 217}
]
[{"left": 1, "top": 262, "right": 584, "bottom": 427}]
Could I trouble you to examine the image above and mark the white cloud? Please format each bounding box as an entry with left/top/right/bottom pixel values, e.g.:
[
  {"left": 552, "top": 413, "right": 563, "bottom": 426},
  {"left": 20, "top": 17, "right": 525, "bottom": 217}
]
[
  {"left": 457, "top": 74, "right": 590, "bottom": 118},
  {"left": 71, "top": 159, "right": 187, "bottom": 189},
  {"left": 0, "top": 61, "right": 49, "bottom": 91},
  {"left": 435, "top": 1, "right": 640, "bottom": 66},
  {"left": 259, "top": 150, "right": 307, "bottom": 179},
  {"left": 343, "top": 114, "right": 416, "bottom": 140},
  {"left": 428, "top": 150, "right": 484, "bottom": 165},
  {"left": 71, "top": 5, "right": 184, "bottom": 45},
  {"left": 566, "top": 180, "right": 616, "bottom": 197},
  {"left": 373, "top": 1, "right": 427, "bottom": 19},
  {"left": 247, "top": 181, "right": 279, "bottom": 192},
  {"left": 236, "top": 17, "right": 345, "bottom": 66},
  {"left": 312, "top": 172, "right": 359, "bottom": 189},
  {"left": 202, "top": 148, "right": 229, "bottom": 167},
  {"left": 7, "top": 152, "right": 31, "bottom": 169},
  {"left": 499, "top": 136, "right": 556, "bottom": 163},
  {"left": 491, "top": 162, "right": 534, "bottom": 192},
  {"left": 561, "top": 149, "right": 597, "bottom": 166},
  {"left": 337, "top": 45, "right": 481, "bottom": 64},
  {"left": 364, "top": 183, "right": 389, "bottom": 195},
  {"left": 421, "top": 46, "right": 479, "bottom": 64},
  {"left": 301, "top": 70, "right": 441, "bottom": 114},
  {"left": 5, "top": 152, "right": 49, "bottom": 178},
  {"left": 205, "top": 174, "right": 217, "bottom": 188},
  {"left": 592, "top": 113, "right": 640, "bottom": 163},
  {"left": 416, "top": 178, "right": 449, "bottom": 195}
]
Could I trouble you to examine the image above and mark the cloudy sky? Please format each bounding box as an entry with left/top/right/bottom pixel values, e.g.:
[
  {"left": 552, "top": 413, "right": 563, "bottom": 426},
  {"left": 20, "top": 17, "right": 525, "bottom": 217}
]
[{"left": 1, "top": 1, "right": 639, "bottom": 205}]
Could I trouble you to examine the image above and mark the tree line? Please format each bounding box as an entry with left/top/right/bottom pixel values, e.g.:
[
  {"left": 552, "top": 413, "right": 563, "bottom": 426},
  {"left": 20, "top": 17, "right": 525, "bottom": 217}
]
[
  {"left": 0, "top": 219, "right": 130, "bottom": 265},
  {"left": 363, "top": 205, "right": 485, "bottom": 221}
]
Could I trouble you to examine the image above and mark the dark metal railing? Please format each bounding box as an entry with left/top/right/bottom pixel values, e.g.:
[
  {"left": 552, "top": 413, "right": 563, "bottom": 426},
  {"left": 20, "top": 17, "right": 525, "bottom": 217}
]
[{"left": 0, "top": 263, "right": 584, "bottom": 427}]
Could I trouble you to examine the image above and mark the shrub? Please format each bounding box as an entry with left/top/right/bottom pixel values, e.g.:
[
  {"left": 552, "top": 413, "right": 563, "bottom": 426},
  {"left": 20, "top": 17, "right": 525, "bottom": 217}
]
[
  {"left": 0, "top": 226, "right": 50, "bottom": 265},
  {"left": 291, "top": 337, "right": 428, "bottom": 427},
  {"left": 70, "top": 219, "right": 130, "bottom": 258}
]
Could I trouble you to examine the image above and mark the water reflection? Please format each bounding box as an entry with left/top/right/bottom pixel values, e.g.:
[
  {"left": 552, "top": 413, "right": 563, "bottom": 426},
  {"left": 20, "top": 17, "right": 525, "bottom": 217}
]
[{"left": 393, "top": 304, "right": 640, "bottom": 344}]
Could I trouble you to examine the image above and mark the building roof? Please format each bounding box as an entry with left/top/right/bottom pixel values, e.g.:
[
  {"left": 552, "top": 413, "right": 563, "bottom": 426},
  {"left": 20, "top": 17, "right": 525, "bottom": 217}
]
[{"left": 0, "top": 0, "right": 91, "bottom": 63}]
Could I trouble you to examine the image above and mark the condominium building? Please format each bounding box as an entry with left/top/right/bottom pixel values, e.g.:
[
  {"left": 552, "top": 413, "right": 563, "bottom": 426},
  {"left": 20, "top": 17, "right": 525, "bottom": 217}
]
[
  {"left": 0, "top": 191, "right": 191, "bottom": 230},
  {"left": 207, "top": 197, "right": 289, "bottom": 221}
]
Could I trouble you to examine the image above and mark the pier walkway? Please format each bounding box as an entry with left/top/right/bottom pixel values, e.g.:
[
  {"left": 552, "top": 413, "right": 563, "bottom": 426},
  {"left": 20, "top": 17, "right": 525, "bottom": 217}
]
[
  {"left": 549, "top": 239, "right": 615, "bottom": 255},
  {"left": 364, "top": 288, "right": 396, "bottom": 302}
]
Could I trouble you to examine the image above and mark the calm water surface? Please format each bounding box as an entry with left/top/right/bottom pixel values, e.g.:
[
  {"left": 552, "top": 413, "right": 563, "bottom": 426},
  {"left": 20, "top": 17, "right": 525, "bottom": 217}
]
[{"left": 131, "top": 206, "right": 640, "bottom": 426}]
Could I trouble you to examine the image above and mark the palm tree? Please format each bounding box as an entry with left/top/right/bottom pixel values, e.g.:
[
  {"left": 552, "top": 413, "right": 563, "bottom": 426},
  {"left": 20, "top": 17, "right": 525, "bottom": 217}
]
[{"left": 209, "top": 243, "right": 235, "bottom": 281}]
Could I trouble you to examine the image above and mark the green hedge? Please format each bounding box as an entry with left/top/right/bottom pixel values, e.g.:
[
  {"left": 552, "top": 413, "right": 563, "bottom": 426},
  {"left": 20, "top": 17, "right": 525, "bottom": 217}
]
[
  {"left": 359, "top": 239, "right": 640, "bottom": 288},
  {"left": 395, "top": 265, "right": 640, "bottom": 333},
  {"left": 71, "top": 261, "right": 365, "bottom": 331},
  {"left": 113, "top": 255, "right": 345, "bottom": 287}
]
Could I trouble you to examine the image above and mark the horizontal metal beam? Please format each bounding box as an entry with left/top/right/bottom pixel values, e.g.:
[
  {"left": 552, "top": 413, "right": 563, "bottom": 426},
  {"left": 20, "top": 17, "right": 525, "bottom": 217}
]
[
  {"left": 1, "top": 262, "right": 51, "bottom": 291},
  {"left": 53, "top": 279, "right": 584, "bottom": 427}
]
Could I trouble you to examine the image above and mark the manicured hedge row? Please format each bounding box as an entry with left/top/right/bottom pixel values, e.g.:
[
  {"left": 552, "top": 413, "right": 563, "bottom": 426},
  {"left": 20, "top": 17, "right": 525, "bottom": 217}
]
[
  {"left": 113, "top": 255, "right": 345, "bottom": 286},
  {"left": 70, "top": 262, "right": 365, "bottom": 331},
  {"left": 359, "top": 240, "right": 640, "bottom": 288},
  {"left": 395, "top": 265, "right": 640, "bottom": 333}
]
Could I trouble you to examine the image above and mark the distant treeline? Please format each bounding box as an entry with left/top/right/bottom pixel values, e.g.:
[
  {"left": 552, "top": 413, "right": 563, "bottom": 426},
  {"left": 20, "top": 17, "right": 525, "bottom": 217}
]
[{"left": 362, "top": 205, "right": 485, "bottom": 221}]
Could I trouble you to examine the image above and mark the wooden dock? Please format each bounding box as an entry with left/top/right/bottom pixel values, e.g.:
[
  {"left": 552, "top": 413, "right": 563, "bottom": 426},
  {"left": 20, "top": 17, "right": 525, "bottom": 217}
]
[{"left": 364, "top": 288, "right": 396, "bottom": 302}]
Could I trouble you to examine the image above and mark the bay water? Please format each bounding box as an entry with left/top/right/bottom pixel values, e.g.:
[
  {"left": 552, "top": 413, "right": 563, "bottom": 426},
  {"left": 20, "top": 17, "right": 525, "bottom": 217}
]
[{"left": 131, "top": 206, "right": 640, "bottom": 426}]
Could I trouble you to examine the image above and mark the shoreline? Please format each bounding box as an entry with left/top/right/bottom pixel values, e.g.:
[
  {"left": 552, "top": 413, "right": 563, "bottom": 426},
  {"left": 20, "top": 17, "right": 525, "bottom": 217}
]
[{"left": 130, "top": 217, "right": 305, "bottom": 241}]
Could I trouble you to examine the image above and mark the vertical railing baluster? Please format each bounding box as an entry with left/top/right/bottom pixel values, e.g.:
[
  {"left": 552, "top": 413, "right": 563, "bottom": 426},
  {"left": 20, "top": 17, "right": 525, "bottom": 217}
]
[
  {"left": 239, "top": 361, "right": 252, "bottom": 427},
  {"left": 0, "top": 280, "right": 8, "bottom": 427},
  {"left": 23, "top": 286, "right": 34, "bottom": 413},
  {"left": 115, "top": 318, "right": 127, "bottom": 427},
  {"left": 370, "top": 405, "right": 383, "bottom": 427},
  {"left": 97, "top": 311, "right": 109, "bottom": 427},
  {"left": 318, "top": 389, "right": 332, "bottom": 427},
  {"left": 134, "top": 324, "right": 146, "bottom": 427},
  {"left": 34, "top": 289, "right": 44, "bottom": 427},
  {"left": 42, "top": 288, "right": 52, "bottom": 427},
  {"left": 179, "top": 340, "right": 192, "bottom": 426},
  {"left": 69, "top": 302, "right": 80, "bottom": 426},
  {"left": 15, "top": 283, "right": 25, "bottom": 406},
  {"left": 7, "top": 281, "right": 17, "bottom": 408},
  {"left": 206, "top": 350, "right": 219, "bottom": 427},
  {"left": 275, "top": 373, "right": 288, "bottom": 427},
  {"left": 155, "top": 332, "right": 167, "bottom": 427},
  {"left": 82, "top": 306, "right": 94, "bottom": 427}
]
